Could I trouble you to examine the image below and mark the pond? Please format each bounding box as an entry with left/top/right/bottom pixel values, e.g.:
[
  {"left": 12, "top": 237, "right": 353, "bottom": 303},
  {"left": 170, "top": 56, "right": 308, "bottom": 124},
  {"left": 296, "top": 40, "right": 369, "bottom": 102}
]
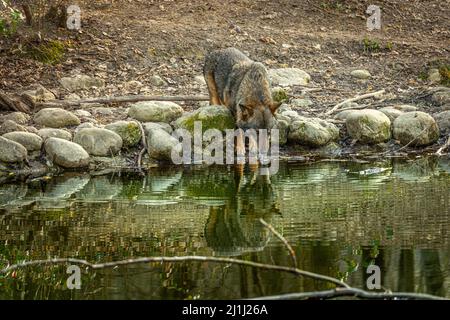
[{"left": 0, "top": 157, "right": 449, "bottom": 299}]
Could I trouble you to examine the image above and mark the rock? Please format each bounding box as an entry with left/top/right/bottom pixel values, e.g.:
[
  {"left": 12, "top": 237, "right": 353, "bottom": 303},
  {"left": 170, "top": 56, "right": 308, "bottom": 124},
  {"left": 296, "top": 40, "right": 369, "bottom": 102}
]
[
  {"left": 273, "top": 119, "right": 288, "bottom": 146},
  {"left": 291, "top": 98, "right": 313, "bottom": 108},
  {"left": 433, "top": 111, "right": 450, "bottom": 134},
  {"left": 34, "top": 108, "right": 81, "bottom": 128},
  {"left": 0, "top": 136, "right": 28, "bottom": 163},
  {"left": 44, "top": 137, "right": 90, "bottom": 168},
  {"left": 73, "top": 109, "right": 92, "bottom": 117},
  {"left": 143, "top": 122, "right": 173, "bottom": 135},
  {"left": 25, "top": 126, "right": 38, "bottom": 134},
  {"left": 149, "top": 75, "right": 166, "bottom": 87},
  {"left": 194, "top": 75, "right": 206, "bottom": 86},
  {"left": 74, "top": 128, "right": 123, "bottom": 156},
  {"left": 37, "top": 128, "right": 72, "bottom": 141},
  {"left": 128, "top": 101, "right": 183, "bottom": 123},
  {"left": 123, "top": 80, "right": 143, "bottom": 92},
  {"left": 268, "top": 68, "right": 311, "bottom": 87},
  {"left": 172, "top": 105, "right": 235, "bottom": 133},
  {"left": 2, "top": 132, "right": 43, "bottom": 151},
  {"left": 346, "top": 110, "right": 391, "bottom": 144},
  {"left": 0, "top": 112, "right": 30, "bottom": 125},
  {"left": 0, "top": 120, "right": 28, "bottom": 135},
  {"left": 22, "top": 84, "right": 56, "bottom": 103},
  {"left": 65, "top": 93, "right": 81, "bottom": 100},
  {"left": 147, "top": 128, "right": 181, "bottom": 161},
  {"left": 316, "top": 142, "right": 342, "bottom": 158},
  {"left": 428, "top": 69, "right": 442, "bottom": 84},
  {"left": 75, "top": 122, "right": 95, "bottom": 133},
  {"left": 278, "top": 109, "right": 302, "bottom": 124},
  {"left": 59, "top": 74, "right": 105, "bottom": 92},
  {"left": 92, "top": 107, "right": 113, "bottom": 116},
  {"left": 393, "top": 112, "right": 440, "bottom": 146},
  {"left": 431, "top": 89, "right": 450, "bottom": 106},
  {"left": 350, "top": 69, "right": 371, "bottom": 79},
  {"left": 334, "top": 110, "right": 359, "bottom": 121},
  {"left": 288, "top": 117, "right": 339, "bottom": 147},
  {"left": 379, "top": 107, "right": 404, "bottom": 122},
  {"left": 104, "top": 120, "right": 142, "bottom": 147},
  {"left": 391, "top": 104, "right": 418, "bottom": 112}
]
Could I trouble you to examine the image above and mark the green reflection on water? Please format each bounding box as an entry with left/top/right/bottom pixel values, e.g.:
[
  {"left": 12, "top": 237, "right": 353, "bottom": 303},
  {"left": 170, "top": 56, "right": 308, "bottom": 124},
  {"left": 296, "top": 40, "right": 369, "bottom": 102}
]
[{"left": 0, "top": 157, "right": 449, "bottom": 299}]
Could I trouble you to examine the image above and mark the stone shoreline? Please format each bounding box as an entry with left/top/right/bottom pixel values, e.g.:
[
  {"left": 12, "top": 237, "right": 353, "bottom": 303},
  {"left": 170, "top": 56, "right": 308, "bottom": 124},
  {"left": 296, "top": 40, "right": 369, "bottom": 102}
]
[{"left": 1, "top": 77, "right": 449, "bottom": 183}]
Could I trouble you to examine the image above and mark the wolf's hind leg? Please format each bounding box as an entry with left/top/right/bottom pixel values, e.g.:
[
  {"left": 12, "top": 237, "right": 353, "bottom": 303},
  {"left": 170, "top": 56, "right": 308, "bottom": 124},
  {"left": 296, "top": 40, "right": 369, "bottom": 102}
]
[{"left": 205, "top": 72, "right": 221, "bottom": 105}]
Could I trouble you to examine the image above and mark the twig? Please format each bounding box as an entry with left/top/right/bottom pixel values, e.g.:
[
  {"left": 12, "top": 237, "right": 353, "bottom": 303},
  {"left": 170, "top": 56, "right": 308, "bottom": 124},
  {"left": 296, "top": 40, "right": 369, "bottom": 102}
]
[
  {"left": 0, "top": 256, "right": 350, "bottom": 289},
  {"left": 36, "top": 95, "right": 210, "bottom": 109},
  {"left": 259, "top": 218, "right": 297, "bottom": 268},
  {"left": 249, "top": 288, "right": 447, "bottom": 300},
  {"left": 435, "top": 135, "right": 450, "bottom": 156},
  {"left": 324, "top": 89, "right": 385, "bottom": 115}
]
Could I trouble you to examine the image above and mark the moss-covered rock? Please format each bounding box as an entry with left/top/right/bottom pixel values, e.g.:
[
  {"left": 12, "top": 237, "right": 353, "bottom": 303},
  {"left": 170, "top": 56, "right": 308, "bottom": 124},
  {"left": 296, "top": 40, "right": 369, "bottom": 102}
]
[
  {"left": 172, "top": 105, "right": 235, "bottom": 133},
  {"left": 393, "top": 112, "right": 440, "bottom": 146},
  {"left": 288, "top": 117, "right": 339, "bottom": 147},
  {"left": 346, "top": 109, "right": 391, "bottom": 144},
  {"left": 105, "top": 121, "right": 142, "bottom": 147}
]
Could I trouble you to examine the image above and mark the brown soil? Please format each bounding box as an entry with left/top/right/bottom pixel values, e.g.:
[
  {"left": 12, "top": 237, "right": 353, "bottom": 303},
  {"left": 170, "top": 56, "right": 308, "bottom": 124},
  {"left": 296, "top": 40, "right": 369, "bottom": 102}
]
[{"left": 0, "top": 0, "right": 449, "bottom": 110}]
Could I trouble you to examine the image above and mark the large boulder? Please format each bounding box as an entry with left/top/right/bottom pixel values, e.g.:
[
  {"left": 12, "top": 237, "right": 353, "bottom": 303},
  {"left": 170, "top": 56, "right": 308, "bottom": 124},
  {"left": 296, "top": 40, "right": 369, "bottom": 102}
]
[
  {"left": 433, "top": 111, "right": 450, "bottom": 134},
  {"left": 147, "top": 128, "right": 182, "bottom": 161},
  {"left": 34, "top": 108, "right": 80, "bottom": 128},
  {"left": 288, "top": 117, "right": 339, "bottom": 147},
  {"left": 2, "top": 132, "right": 43, "bottom": 151},
  {"left": 0, "top": 136, "right": 28, "bottom": 163},
  {"left": 0, "top": 112, "right": 30, "bottom": 125},
  {"left": 104, "top": 120, "right": 142, "bottom": 147},
  {"left": 0, "top": 120, "right": 28, "bottom": 135},
  {"left": 268, "top": 68, "right": 311, "bottom": 86},
  {"left": 172, "top": 105, "right": 235, "bottom": 133},
  {"left": 37, "top": 128, "right": 72, "bottom": 141},
  {"left": 59, "top": 74, "right": 105, "bottom": 92},
  {"left": 393, "top": 112, "right": 440, "bottom": 146},
  {"left": 74, "top": 128, "right": 123, "bottom": 156},
  {"left": 44, "top": 137, "right": 89, "bottom": 168},
  {"left": 346, "top": 110, "right": 391, "bottom": 144},
  {"left": 128, "top": 101, "right": 183, "bottom": 123}
]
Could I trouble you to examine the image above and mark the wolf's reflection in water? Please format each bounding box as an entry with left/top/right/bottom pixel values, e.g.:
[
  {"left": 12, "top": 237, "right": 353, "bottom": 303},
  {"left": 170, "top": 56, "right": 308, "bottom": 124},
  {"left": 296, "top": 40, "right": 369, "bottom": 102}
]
[{"left": 204, "top": 166, "right": 280, "bottom": 256}]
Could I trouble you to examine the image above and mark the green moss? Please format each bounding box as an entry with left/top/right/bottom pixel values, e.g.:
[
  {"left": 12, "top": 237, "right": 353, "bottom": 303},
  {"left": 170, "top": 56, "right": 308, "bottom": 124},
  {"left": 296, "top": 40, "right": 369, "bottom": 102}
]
[
  {"left": 439, "top": 64, "right": 450, "bottom": 87},
  {"left": 272, "top": 88, "right": 288, "bottom": 104},
  {"left": 26, "top": 40, "right": 66, "bottom": 64},
  {"left": 176, "top": 107, "right": 235, "bottom": 133},
  {"left": 363, "top": 37, "right": 380, "bottom": 53}
]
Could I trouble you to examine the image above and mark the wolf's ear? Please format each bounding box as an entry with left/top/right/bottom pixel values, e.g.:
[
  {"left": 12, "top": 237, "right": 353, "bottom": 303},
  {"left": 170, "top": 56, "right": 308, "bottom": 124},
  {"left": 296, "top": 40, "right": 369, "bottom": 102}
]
[{"left": 270, "top": 101, "right": 282, "bottom": 114}]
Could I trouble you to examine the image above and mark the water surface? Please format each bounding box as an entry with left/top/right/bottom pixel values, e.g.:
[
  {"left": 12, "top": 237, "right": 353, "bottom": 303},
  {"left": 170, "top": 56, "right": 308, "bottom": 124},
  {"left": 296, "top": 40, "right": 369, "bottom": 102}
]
[{"left": 0, "top": 157, "right": 449, "bottom": 299}]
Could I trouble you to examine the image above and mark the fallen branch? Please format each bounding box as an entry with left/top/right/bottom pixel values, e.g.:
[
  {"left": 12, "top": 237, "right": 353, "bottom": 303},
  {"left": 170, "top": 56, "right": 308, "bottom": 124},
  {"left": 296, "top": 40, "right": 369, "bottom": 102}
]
[
  {"left": 260, "top": 218, "right": 297, "bottom": 268},
  {"left": 36, "top": 95, "right": 210, "bottom": 109},
  {"left": 324, "top": 89, "right": 385, "bottom": 115},
  {"left": 435, "top": 135, "right": 450, "bottom": 156},
  {"left": 249, "top": 288, "right": 447, "bottom": 300},
  {"left": 0, "top": 256, "right": 350, "bottom": 289},
  {"left": 0, "top": 92, "right": 31, "bottom": 113}
]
